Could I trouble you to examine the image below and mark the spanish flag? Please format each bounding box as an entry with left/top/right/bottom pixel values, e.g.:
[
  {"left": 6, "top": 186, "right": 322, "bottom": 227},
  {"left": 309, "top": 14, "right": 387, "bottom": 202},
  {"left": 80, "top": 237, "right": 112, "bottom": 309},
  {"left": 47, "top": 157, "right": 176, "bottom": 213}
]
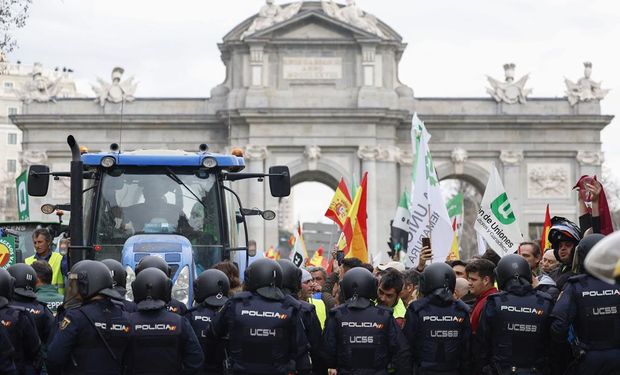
[
  {"left": 264, "top": 246, "right": 280, "bottom": 260},
  {"left": 309, "top": 246, "right": 328, "bottom": 268},
  {"left": 447, "top": 217, "right": 460, "bottom": 260},
  {"left": 540, "top": 204, "right": 552, "bottom": 252},
  {"left": 339, "top": 172, "right": 368, "bottom": 263},
  {"left": 325, "top": 178, "right": 353, "bottom": 230}
]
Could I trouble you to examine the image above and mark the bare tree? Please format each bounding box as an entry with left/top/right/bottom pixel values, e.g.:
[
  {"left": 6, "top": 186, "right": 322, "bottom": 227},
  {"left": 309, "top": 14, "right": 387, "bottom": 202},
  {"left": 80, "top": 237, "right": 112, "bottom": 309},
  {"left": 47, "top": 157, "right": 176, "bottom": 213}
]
[
  {"left": 1, "top": 0, "right": 32, "bottom": 54},
  {"left": 602, "top": 164, "right": 620, "bottom": 228}
]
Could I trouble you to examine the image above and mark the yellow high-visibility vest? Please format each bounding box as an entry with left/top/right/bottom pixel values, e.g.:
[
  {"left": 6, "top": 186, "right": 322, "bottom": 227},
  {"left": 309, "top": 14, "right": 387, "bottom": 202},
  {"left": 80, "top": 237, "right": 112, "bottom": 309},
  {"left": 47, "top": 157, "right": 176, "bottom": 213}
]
[
  {"left": 308, "top": 297, "right": 327, "bottom": 330},
  {"left": 26, "top": 252, "right": 64, "bottom": 295}
]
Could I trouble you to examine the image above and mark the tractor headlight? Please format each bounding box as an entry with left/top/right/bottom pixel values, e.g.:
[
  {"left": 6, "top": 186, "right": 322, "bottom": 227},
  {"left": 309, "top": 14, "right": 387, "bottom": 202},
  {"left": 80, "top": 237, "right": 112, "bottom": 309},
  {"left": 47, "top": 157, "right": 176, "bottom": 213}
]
[
  {"left": 201, "top": 157, "right": 217, "bottom": 168},
  {"left": 172, "top": 265, "right": 190, "bottom": 306},
  {"left": 100, "top": 156, "right": 116, "bottom": 168}
]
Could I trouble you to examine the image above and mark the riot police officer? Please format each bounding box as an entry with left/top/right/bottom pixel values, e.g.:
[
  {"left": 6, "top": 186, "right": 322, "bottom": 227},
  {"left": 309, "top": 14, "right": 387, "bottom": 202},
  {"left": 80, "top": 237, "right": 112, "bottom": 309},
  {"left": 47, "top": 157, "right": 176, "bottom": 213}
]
[
  {"left": 0, "top": 324, "right": 17, "bottom": 375},
  {"left": 277, "top": 259, "right": 325, "bottom": 375},
  {"left": 185, "top": 268, "right": 230, "bottom": 375},
  {"left": 476, "top": 254, "right": 555, "bottom": 375},
  {"left": 101, "top": 259, "right": 137, "bottom": 312},
  {"left": 551, "top": 234, "right": 620, "bottom": 374},
  {"left": 7, "top": 263, "right": 55, "bottom": 344},
  {"left": 322, "top": 267, "right": 411, "bottom": 375},
  {"left": 135, "top": 255, "right": 188, "bottom": 315},
  {"left": 0, "top": 267, "right": 41, "bottom": 374},
  {"left": 212, "top": 258, "right": 308, "bottom": 374},
  {"left": 403, "top": 262, "right": 471, "bottom": 375},
  {"left": 128, "top": 267, "right": 204, "bottom": 374},
  {"left": 46, "top": 260, "right": 131, "bottom": 375}
]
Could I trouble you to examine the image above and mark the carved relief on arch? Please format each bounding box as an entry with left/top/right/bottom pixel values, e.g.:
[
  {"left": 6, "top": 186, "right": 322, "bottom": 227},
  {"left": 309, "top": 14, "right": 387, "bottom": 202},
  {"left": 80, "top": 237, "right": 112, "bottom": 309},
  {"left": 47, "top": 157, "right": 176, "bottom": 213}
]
[{"left": 527, "top": 163, "right": 570, "bottom": 199}]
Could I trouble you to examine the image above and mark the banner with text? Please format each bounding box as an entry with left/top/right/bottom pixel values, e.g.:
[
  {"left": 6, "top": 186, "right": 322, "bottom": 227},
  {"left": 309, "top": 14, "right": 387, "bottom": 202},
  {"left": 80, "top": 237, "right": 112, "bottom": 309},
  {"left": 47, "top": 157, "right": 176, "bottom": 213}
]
[
  {"left": 406, "top": 114, "right": 453, "bottom": 267},
  {"left": 474, "top": 166, "right": 523, "bottom": 256}
]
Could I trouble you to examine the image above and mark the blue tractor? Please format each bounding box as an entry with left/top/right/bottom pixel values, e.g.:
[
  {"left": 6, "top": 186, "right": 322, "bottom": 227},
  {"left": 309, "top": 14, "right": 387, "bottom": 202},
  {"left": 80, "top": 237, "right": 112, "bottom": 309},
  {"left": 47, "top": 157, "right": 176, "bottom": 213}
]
[{"left": 27, "top": 136, "right": 290, "bottom": 305}]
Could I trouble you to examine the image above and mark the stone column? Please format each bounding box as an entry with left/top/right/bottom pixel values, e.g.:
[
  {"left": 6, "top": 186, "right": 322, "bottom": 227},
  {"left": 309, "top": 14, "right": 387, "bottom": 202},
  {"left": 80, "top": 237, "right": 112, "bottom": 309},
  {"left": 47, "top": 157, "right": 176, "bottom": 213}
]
[
  {"left": 576, "top": 151, "right": 603, "bottom": 177},
  {"left": 358, "top": 145, "right": 399, "bottom": 265},
  {"left": 249, "top": 44, "right": 264, "bottom": 87},
  {"left": 361, "top": 44, "right": 376, "bottom": 87},
  {"left": 500, "top": 150, "right": 524, "bottom": 234},
  {"left": 244, "top": 144, "right": 268, "bottom": 252}
]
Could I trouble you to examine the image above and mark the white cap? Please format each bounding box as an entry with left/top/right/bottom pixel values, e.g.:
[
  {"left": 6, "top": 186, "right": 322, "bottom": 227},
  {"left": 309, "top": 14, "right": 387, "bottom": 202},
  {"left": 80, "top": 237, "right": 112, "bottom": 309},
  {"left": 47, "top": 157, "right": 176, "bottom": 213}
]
[
  {"left": 377, "top": 261, "right": 406, "bottom": 273},
  {"left": 301, "top": 268, "right": 313, "bottom": 283}
]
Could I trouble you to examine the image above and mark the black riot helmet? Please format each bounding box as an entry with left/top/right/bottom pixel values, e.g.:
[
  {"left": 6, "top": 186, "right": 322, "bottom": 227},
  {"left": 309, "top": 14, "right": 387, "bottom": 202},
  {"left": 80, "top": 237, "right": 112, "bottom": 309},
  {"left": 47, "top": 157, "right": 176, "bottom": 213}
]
[
  {"left": 135, "top": 255, "right": 171, "bottom": 276},
  {"left": 7, "top": 263, "right": 38, "bottom": 299},
  {"left": 244, "top": 258, "right": 284, "bottom": 300},
  {"left": 0, "top": 268, "right": 15, "bottom": 306},
  {"left": 495, "top": 254, "right": 532, "bottom": 290},
  {"left": 419, "top": 262, "right": 457, "bottom": 297},
  {"left": 193, "top": 269, "right": 230, "bottom": 307},
  {"left": 277, "top": 259, "right": 302, "bottom": 295},
  {"left": 340, "top": 267, "right": 377, "bottom": 303},
  {"left": 101, "top": 259, "right": 128, "bottom": 295},
  {"left": 574, "top": 234, "right": 605, "bottom": 274},
  {"left": 132, "top": 268, "right": 172, "bottom": 311},
  {"left": 68, "top": 260, "right": 121, "bottom": 301}
]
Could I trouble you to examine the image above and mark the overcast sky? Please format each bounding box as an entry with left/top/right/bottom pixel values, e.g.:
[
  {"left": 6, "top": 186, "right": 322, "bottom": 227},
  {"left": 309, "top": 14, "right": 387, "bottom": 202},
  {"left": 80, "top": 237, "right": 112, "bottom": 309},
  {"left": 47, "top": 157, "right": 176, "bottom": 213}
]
[{"left": 8, "top": 0, "right": 620, "bottom": 223}]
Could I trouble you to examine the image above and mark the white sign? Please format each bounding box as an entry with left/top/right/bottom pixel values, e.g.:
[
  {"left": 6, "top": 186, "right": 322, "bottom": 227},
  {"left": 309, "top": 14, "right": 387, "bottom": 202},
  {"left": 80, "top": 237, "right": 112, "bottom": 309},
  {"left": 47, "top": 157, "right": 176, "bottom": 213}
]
[{"left": 283, "top": 57, "right": 342, "bottom": 80}]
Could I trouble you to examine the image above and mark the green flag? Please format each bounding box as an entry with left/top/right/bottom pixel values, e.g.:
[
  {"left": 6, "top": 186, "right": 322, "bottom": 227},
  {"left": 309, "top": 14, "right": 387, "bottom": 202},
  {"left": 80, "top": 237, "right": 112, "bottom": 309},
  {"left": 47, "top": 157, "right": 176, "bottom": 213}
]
[
  {"left": 16, "top": 170, "right": 30, "bottom": 221},
  {"left": 446, "top": 193, "right": 464, "bottom": 219}
]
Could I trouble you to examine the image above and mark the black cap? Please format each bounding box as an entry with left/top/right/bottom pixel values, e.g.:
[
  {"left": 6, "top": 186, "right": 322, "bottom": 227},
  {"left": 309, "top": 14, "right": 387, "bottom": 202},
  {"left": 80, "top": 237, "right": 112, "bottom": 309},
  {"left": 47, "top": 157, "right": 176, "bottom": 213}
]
[
  {"left": 193, "top": 269, "right": 230, "bottom": 307},
  {"left": 136, "top": 255, "right": 170, "bottom": 276},
  {"left": 244, "top": 258, "right": 284, "bottom": 300},
  {"left": 7, "top": 263, "right": 38, "bottom": 299},
  {"left": 132, "top": 268, "right": 172, "bottom": 311},
  {"left": 495, "top": 254, "right": 532, "bottom": 290},
  {"left": 277, "top": 259, "right": 302, "bottom": 295}
]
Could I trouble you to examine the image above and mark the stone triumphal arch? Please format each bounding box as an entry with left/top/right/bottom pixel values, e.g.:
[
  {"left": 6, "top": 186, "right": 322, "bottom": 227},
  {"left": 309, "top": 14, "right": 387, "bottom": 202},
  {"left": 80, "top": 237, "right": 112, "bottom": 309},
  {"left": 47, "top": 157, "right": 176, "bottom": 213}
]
[{"left": 13, "top": 2, "right": 612, "bottom": 264}]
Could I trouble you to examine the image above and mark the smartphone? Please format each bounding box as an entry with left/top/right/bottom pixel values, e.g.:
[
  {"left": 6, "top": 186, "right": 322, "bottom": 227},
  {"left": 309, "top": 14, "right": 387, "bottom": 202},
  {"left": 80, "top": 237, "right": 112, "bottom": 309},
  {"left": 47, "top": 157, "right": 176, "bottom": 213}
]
[
  {"left": 336, "top": 250, "right": 345, "bottom": 265},
  {"left": 422, "top": 237, "right": 431, "bottom": 248}
]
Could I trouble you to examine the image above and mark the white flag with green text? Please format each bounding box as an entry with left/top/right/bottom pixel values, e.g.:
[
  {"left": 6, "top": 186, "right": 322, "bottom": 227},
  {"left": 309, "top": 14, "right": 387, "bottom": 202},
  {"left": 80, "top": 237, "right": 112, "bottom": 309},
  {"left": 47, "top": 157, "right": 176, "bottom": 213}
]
[
  {"left": 406, "top": 114, "right": 454, "bottom": 267},
  {"left": 474, "top": 166, "right": 523, "bottom": 257}
]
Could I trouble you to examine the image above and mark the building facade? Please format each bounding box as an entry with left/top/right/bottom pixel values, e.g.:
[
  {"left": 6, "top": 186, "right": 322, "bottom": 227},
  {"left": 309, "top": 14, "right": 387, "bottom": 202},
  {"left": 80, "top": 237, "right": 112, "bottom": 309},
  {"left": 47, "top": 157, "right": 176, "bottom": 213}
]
[{"left": 12, "top": 2, "right": 612, "bottom": 262}]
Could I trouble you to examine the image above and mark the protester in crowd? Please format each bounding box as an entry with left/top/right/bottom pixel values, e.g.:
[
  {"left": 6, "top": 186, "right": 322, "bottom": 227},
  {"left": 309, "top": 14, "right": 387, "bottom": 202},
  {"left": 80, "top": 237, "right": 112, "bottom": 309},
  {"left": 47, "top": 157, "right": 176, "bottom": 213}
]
[
  {"left": 477, "top": 255, "right": 555, "bottom": 375},
  {"left": 548, "top": 216, "right": 582, "bottom": 290},
  {"left": 308, "top": 266, "right": 337, "bottom": 310},
  {"left": 519, "top": 242, "right": 560, "bottom": 300},
  {"left": 213, "top": 260, "right": 242, "bottom": 294},
  {"left": 414, "top": 246, "right": 433, "bottom": 273},
  {"left": 377, "top": 268, "right": 407, "bottom": 328},
  {"left": 454, "top": 277, "right": 470, "bottom": 300},
  {"left": 339, "top": 257, "right": 363, "bottom": 278},
  {"left": 447, "top": 259, "right": 467, "bottom": 278},
  {"left": 31, "top": 260, "right": 64, "bottom": 315},
  {"left": 404, "top": 263, "right": 471, "bottom": 375},
  {"left": 465, "top": 259, "right": 498, "bottom": 335},
  {"left": 400, "top": 268, "right": 420, "bottom": 307},
  {"left": 481, "top": 248, "right": 501, "bottom": 267},
  {"left": 541, "top": 249, "right": 560, "bottom": 275},
  {"left": 25, "top": 228, "right": 67, "bottom": 294},
  {"left": 300, "top": 268, "right": 327, "bottom": 330},
  {"left": 551, "top": 234, "right": 620, "bottom": 374},
  {"left": 323, "top": 268, "right": 411, "bottom": 375}
]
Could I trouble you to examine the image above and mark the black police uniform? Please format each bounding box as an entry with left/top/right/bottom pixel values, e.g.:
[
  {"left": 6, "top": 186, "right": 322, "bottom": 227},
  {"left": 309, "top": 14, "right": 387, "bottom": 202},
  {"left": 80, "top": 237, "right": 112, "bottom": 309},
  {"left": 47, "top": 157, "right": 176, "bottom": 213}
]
[
  {"left": 403, "top": 295, "right": 471, "bottom": 375},
  {"left": 0, "top": 300, "right": 41, "bottom": 374},
  {"left": 166, "top": 298, "right": 188, "bottom": 315},
  {"left": 288, "top": 296, "right": 325, "bottom": 375},
  {"left": 551, "top": 274, "right": 620, "bottom": 374},
  {"left": 477, "top": 288, "right": 554, "bottom": 374},
  {"left": 0, "top": 324, "right": 17, "bottom": 375},
  {"left": 212, "top": 291, "right": 308, "bottom": 374},
  {"left": 11, "top": 295, "right": 54, "bottom": 345},
  {"left": 323, "top": 300, "right": 411, "bottom": 375},
  {"left": 186, "top": 303, "right": 225, "bottom": 375},
  {"left": 128, "top": 308, "right": 204, "bottom": 374},
  {"left": 46, "top": 298, "right": 132, "bottom": 375}
]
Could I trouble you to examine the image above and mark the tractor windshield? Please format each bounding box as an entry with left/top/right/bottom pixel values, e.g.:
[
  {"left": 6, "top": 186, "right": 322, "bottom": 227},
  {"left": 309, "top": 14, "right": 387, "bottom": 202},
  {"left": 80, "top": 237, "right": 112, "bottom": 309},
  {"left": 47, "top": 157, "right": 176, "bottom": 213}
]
[{"left": 92, "top": 167, "right": 223, "bottom": 268}]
